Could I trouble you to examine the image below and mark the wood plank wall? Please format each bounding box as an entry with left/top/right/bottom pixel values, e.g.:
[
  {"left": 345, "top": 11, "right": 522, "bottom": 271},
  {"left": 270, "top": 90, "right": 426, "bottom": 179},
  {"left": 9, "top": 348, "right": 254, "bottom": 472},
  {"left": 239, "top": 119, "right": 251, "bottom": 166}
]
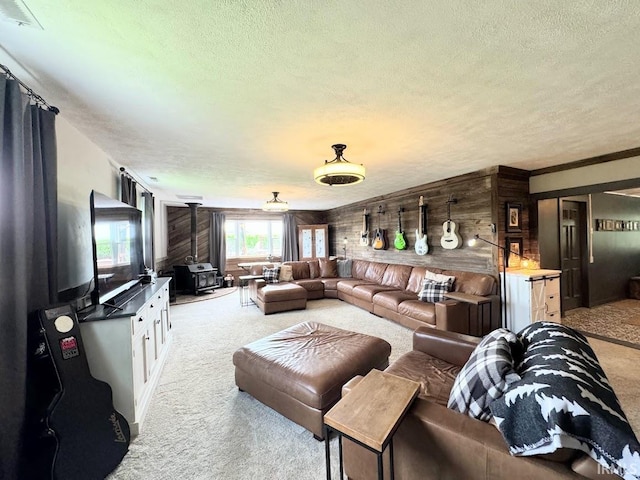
[
  {"left": 158, "top": 165, "right": 531, "bottom": 279},
  {"left": 326, "top": 166, "right": 531, "bottom": 276}
]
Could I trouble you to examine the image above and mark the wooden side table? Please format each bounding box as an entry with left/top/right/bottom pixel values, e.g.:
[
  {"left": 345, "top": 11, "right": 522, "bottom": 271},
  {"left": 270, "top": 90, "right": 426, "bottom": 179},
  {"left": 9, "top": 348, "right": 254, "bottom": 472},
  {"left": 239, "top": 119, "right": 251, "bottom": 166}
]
[
  {"left": 444, "top": 291, "right": 493, "bottom": 336},
  {"left": 323, "top": 369, "right": 420, "bottom": 480}
]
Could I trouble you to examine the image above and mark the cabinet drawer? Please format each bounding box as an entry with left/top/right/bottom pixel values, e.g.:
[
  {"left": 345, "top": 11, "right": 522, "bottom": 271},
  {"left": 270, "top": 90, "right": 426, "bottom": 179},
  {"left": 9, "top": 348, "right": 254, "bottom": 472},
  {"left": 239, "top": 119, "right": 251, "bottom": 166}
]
[
  {"left": 545, "top": 295, "right": 561, "bottom": 315},
  {"left": 131, "top": 305, "right": 149, "bottom": 336},
  {"left": 545, "top": 310, "right": 560, "bottom": 322}
]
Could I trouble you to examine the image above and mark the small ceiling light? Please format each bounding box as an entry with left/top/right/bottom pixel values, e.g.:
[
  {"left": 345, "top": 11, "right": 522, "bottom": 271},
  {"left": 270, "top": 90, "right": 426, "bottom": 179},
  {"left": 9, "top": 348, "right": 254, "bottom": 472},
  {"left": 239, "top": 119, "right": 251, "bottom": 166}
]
[
  {"left": 314, "top": 144, "right": 365, "bottom": 186},
  {"left": 262, "top": 192, "right": 289, "bottom": 212}
]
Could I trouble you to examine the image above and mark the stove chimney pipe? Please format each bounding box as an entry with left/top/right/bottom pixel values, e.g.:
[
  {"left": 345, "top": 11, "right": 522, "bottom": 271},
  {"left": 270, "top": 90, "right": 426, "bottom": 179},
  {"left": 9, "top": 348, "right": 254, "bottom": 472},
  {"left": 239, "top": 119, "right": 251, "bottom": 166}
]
[{"left": 186, "top": 202, "right": 201, "bottom": 263}]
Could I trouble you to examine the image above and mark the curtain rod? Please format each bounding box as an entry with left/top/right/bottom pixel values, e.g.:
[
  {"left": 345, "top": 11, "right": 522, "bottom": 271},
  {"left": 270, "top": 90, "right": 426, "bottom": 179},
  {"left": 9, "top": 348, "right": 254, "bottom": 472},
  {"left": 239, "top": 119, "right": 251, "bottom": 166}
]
[
  {"left": 120, "top": 167, "right": 153, "bottom": 195},
  {"left": 1, "top": 63, "right": 59, "bottom": 114}
]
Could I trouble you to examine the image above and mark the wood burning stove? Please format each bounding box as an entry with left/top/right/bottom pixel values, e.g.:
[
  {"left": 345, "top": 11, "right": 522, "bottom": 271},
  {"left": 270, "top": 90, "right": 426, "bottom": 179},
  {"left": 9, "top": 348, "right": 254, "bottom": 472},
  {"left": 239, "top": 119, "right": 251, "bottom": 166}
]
[{"left": 173, "top": 263, "right": 220, "bottom": 295}]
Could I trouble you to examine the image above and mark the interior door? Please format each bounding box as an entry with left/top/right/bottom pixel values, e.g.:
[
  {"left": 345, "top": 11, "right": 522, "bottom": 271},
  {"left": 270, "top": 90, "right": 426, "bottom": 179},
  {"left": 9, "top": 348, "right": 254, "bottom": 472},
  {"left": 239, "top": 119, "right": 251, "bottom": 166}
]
[{"left": 560, "top": 200, "right": 587, "bottom": 311}]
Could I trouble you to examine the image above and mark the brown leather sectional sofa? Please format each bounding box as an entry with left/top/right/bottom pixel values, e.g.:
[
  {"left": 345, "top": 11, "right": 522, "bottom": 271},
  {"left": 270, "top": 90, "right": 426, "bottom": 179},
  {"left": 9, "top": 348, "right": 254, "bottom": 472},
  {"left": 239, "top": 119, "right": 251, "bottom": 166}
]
[
  {"left": 248, "top": 258, "right": 500, "bottom": 336},
  {"left": 341, "top": 327, "right": 607, "bottom": 480}
]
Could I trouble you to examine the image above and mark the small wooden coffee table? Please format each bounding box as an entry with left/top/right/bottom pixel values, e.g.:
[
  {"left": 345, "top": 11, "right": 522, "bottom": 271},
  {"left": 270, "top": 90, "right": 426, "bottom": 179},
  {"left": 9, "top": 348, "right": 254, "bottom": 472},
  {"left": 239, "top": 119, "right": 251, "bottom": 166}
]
[{"left": 323, "top": 369, "right": 420, "bottom": 480}]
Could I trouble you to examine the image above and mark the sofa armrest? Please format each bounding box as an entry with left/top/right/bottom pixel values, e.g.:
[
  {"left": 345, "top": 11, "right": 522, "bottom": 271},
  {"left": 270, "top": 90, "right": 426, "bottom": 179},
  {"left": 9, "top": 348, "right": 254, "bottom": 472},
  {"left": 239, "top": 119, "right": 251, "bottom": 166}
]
[
  {"left": 248, "top": 278, "right": 266, "bottom": 301},
  {"left": 435, "top": 299, "right": 474, "bottom": 334},
  {"left": 412, "top": 326, "right": 480, "bottom": 367}
]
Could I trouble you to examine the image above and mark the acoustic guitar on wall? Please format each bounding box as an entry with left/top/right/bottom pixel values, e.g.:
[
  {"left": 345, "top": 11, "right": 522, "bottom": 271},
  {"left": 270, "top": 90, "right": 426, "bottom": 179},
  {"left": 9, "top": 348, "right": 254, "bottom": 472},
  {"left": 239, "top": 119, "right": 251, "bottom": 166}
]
[
  {"left": 440, "top": 195, "right": 462, "bottom": 250},
  {"left": 360, "top": 208, "right": 370, "bottom": 246},
  {"left": 415, "top": 195, "right": 428, "bottom": 255},
  {"left": 372, "top": 205, "right": 387, "bottom": 250},
  {"left": 394, "top": 207, "right": 407, "bottom": 250}
]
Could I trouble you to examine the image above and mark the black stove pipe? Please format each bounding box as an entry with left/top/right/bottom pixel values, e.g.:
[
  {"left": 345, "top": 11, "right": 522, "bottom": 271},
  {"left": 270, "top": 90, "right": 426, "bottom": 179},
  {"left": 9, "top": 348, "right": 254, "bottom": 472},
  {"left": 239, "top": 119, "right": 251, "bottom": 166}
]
[{"left": 186, "top": 202, "right": 202, "bottom": 263}]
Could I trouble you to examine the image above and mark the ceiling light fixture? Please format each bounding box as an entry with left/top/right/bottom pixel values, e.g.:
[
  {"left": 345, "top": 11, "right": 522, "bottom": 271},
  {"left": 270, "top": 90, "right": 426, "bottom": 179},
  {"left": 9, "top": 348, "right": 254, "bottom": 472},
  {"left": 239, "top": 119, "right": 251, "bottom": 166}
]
[
  {"left": 314, "top": 144, "right": 365, "bottom": 186},
  {"left": 262, "top": 191, "right": 289, "bottom": 212}
]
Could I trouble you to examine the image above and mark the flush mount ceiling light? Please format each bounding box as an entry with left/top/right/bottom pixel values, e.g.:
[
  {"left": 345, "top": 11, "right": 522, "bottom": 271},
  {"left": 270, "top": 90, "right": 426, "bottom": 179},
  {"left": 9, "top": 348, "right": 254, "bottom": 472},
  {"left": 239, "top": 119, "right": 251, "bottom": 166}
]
[
  {"left": 314, "top": 144, "right": 365, "bottom": 186},
  {"left": 262, "top": 191, "right": 289, "bottom": 212}
]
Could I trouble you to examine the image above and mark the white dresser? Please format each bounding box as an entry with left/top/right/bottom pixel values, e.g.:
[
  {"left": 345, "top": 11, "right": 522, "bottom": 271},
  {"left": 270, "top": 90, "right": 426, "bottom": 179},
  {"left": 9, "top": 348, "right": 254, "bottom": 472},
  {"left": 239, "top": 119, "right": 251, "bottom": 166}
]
[
  {"left": 501, "top": 269, "right": 561, "bottom": 333},
  {"left": 79, "top": 278, "right": 172, "bottom": 436}
]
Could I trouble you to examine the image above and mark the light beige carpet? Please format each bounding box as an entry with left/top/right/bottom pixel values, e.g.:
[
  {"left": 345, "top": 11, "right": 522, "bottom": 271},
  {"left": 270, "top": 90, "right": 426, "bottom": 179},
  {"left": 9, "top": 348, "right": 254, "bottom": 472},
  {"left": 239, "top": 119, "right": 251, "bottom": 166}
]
[
  {"left": 108, "top": 294, "right": 640, "bottom": 480},
  {"left": 172, "top": 286, "right": 238, "bottom": 305}
]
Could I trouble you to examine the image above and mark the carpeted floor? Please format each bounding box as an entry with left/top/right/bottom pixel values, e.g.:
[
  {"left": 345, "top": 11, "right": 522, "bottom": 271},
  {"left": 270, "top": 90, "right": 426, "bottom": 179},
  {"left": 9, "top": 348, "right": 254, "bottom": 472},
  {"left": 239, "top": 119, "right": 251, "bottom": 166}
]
[
  {"left": 562, "top": 299, "right": 640, "bottom": 349},
  {"left": 172, "top": 287, "right": 238, "bottom": 305},
  {"left": 108, "top": 294, "right": 640, "bottom": 480}
]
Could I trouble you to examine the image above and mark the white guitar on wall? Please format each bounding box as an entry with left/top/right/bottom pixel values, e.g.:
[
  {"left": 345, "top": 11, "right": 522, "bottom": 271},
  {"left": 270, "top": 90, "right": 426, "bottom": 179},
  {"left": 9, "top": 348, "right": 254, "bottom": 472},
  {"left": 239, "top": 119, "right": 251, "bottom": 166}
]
[
  {"left": 415, "top": 196, "right": 428, "bottom": 255},
  {"left": 359, "top": 208, "right": 369, "bottom": 246},
  {"left": 440, "top": 195, "right": 462, "bottom": 250}
]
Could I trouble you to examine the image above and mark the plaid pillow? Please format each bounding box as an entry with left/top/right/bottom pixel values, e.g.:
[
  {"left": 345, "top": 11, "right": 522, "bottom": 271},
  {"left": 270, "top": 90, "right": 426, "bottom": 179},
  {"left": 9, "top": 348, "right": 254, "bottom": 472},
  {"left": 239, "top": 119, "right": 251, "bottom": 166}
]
[
  {"left": 417, "top": 278, "right": 453, "bottom": 302},
  {"left": 447, "top": 328, "right": 520, "bottom": 421},
  {"left": 262, "top": 266, "right": 281, "bottom": 284}
]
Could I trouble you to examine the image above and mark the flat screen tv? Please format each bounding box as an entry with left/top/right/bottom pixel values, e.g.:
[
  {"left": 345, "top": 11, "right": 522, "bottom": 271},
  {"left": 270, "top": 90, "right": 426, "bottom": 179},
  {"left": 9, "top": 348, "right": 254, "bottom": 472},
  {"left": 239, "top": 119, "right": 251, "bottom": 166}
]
[{"left": 90, "top": 190, "right": 145, "bottom": 306}]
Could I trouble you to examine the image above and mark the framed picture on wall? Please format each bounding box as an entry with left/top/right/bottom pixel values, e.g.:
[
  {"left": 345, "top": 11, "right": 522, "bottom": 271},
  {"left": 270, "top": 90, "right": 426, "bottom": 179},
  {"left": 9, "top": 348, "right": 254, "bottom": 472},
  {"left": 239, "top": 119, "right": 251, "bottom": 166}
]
[
  {"left": 505, "top": 237, "right": 524, "bottom": 268},
  {"left": 506, "top": 202, "right": 522, "bottom": 233}
]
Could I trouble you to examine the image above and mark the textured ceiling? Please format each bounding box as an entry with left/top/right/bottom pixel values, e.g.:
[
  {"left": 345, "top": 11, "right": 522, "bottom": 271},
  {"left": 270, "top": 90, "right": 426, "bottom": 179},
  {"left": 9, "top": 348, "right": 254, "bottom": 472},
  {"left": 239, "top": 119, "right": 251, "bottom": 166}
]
[{"left": 1, "top": 1, "right": 640, "bottom": 209}]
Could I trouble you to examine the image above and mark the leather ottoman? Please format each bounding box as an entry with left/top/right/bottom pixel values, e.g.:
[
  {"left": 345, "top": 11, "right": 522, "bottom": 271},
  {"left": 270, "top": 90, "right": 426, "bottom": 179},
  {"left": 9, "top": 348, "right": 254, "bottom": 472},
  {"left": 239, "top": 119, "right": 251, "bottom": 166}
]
[
  {"left": 232, "top": 321, "right": 392, "bottom": 439},
  {"left": 256, "top": 283, "right": 307, "bottom": 314}
]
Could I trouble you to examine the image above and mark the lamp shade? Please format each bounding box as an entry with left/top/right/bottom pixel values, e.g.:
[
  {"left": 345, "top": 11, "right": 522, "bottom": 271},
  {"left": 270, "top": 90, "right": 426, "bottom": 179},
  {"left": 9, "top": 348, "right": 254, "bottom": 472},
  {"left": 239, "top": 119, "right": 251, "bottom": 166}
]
[
  {"left": 262, "top": 192, "right": 289, "bottom": 212},
  {"left": 314, "top": 144, "right": 365, "bottom": 186}
]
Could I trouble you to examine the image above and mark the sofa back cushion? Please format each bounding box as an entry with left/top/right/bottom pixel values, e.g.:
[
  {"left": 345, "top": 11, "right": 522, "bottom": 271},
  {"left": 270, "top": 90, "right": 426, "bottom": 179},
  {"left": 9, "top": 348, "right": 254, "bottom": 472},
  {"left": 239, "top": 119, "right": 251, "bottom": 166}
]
[
  {"left": 285, "top": 261, "right": 310, "bottom": 280},
  {"left": 444, "top": 270, "right": 496, "bottom": 296},
  {"left": 364, "top": 262, "right": 388, "bottom": 283},
  {"left": 249, "top": 263, "right": 275, "bottom": 275},
  {"left": 319, "top": 258, "right": 338, "bottom": 278},
  {"left": 381, "top": 264, "right": 412, "bottom": 289},
  {"left": 407, "top": 267, "right": 428, "bottom": 293},
  {"left": 337, "top": 259, "right": 352, "bottom": 277},
  {"left": 308, "top": 260, "right": 320, "bottom": 279},
  {"left": 351, "top": 259, "right": 370, "bottom": 279}
]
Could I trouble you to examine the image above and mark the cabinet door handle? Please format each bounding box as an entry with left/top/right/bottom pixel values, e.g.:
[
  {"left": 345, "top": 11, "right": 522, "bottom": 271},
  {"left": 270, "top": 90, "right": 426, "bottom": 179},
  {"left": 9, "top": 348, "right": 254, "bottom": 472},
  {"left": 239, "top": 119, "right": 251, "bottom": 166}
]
[
  {"left": 145, "top": 334, "right": 150, "bottom": 340},
  {"left": 138, "top": 317, "right": 143, "bottom": 322}
]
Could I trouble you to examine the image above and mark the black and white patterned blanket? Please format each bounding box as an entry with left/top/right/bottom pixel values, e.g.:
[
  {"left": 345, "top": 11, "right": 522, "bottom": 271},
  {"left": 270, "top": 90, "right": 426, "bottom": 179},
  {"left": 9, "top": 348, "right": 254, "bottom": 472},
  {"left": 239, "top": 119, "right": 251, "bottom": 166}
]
[{"left": 490, "top": 322, "right": 640, "bottom": 479}]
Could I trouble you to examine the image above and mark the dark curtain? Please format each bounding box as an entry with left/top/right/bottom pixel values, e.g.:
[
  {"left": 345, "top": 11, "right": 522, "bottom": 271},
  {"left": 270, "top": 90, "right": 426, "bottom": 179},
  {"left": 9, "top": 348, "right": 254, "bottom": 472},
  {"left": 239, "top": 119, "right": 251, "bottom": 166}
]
[
  {"left": 0, "top": 77, "right": 57, "bottom": 479},
  {"left": 121, "top": 173, "right": 137, "bottom": 207},
  {"left": 282, "top": 213, "right": 298, "bottom": 261},
  {"left": 209, "top": 212, "right": 226, "bottom": 274},
  {"left": 142, "top": 192, "right": 154, "bottom": 269}
]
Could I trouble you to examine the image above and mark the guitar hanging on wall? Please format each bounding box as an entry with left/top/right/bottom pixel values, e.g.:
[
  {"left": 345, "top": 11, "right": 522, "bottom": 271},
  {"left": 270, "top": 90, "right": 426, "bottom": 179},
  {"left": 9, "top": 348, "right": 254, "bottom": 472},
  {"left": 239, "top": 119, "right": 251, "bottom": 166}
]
[
  {"left": 372, "top": 205, "right": 387, "bottom": 250},
  {"left": 394, "top": 207, "right": 407, "bottom": 250},
  {"left": 415, "top": 195, "right": 428, "bottom": 255},
  {"left": 360, "top": 208, "right": 370, "bottom": 246},
  {"left": 440, "top": 195, "right": 462, "bottom": 250}
]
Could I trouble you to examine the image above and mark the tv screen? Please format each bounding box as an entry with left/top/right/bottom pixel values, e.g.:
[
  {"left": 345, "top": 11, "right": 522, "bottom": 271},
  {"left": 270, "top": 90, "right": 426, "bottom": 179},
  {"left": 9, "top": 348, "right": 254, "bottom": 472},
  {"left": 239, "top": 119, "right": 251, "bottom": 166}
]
[{"left": 90, "top": 190, "right": 145, "bottom": 306}]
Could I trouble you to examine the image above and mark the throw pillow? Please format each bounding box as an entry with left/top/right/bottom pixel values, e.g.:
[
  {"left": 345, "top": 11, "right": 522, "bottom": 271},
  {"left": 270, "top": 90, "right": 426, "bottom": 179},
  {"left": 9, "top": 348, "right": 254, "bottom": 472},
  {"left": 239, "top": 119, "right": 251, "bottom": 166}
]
[
  {"left": 447, "top": 328, "right": 520, "bottom": 421},
  {"left": 417, "top": 278, "right": 453, "bottom": 303},
  {"left": 278, "top": 265, "right": 293, "bottom": 282},
  {"left": 424, "top": 270, "right": 456, "bottom": 286},
  {"left": 262, "top": 266, "right": 281, "bottom": 284},
  {"left": 490, "top": 322, "right": 640, "bottom": 478},
  {"left": 319, "top": 258, "right": 338, "bottom": 278},
  {"left": 337, "top": 259, "right": 352, "bottom": 278}
]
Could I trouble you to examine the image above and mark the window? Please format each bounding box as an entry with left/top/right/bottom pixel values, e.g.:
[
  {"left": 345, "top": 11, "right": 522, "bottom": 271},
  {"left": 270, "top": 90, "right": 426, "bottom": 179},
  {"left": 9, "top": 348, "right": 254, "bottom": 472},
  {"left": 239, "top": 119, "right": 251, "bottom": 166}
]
[{"left": 225, "top": 219, "right": 282, "bottom": 258}]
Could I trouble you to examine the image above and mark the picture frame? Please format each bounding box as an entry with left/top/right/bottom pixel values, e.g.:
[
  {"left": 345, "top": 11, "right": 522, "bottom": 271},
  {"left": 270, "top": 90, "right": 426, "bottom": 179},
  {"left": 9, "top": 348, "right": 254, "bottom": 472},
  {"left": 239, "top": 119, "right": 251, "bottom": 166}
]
[
  {"left": 505, "top": 236, "right": 524, "bottom": 269},
  {"left": 506, "top": 202, "right": 522, "bottom": 233},
  {"left": 634, "top": 221, "right": 640, "bottom": 231},
  {"left": 615, "top": 220, "right": 624, "bottom": 231},
  {"left": 604, "top": 219, "right": 615, "bottom": 231}
]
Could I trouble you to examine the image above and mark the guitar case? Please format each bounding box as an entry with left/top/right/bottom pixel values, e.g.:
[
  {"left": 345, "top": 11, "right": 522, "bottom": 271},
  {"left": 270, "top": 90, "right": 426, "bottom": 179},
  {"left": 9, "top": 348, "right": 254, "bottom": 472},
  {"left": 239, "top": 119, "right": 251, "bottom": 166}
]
[{"left": 33, "top": 304, "right": 130, "bottom": 480}]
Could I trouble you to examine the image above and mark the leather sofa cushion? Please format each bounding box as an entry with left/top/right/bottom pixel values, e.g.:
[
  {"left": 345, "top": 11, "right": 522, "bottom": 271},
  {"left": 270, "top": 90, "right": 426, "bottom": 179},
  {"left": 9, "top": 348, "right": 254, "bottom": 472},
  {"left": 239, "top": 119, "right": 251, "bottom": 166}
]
[
  {"left": 308, "top": 260, "right": 320, "bottom": 279},
  {"left": 381, "top": 264, "right": 412, "bottom": 289},
  {"left": 372, "top": 290, "right": 418, "bottom": 311},
  {"left": 286, "top": 261, "right": 310, "bottom": 280},
  {"left": 257, "top": 283, "right": 307, "bottom": 302},
  {"left": 398, "top": 300, "right": 436, "bottom": 325},
  {"left": 320, "top": 278, "right": 339, "bottom": 290},
  {"left": 443, "top": 270, "right": 496, "bottom": 296},
  {"left": 232, "top": 322, "right": 391, "bottom": 410},
  {"left": 337, "top": 279, "right": 375, "bottom": 295},
  {"left": 385, "top": 350, "right": 461, "bottom": 406},
  {"left": 351, "top": 284, "right": 400, "bottom": 303},
  {"left": 293, "top": 278, "right": 324, "bottom": 292},
  {"left": 364, "top": 262, "right": 388, "bottom": 283},
  {"left": 319, "top": 258, "right": 338, "bottom": 278},
  {"left": 406, "top": 267, "right": 428, "bottom": 293},
  {"left": 352, "top": 259, "right": 369, "bottom": 279}
]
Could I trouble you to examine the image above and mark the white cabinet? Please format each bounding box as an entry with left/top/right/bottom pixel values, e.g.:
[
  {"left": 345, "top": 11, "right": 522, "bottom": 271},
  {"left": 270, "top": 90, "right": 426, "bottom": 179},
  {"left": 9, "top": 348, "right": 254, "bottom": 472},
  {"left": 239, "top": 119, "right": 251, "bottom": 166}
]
[
  {"left": 80, "top": 278, "right": 172, "bottom": 436},
  {"left": 502, "top": 269, "right": 561, "bottom": 333}
]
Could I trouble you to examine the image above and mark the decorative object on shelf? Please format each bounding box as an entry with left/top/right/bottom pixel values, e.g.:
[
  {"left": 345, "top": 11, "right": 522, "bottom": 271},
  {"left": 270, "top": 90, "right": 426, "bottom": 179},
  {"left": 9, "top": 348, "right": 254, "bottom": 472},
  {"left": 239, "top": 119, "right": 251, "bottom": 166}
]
[
  {"left": 440, "top": 195, "right": 461, "bottom": 249},
  {"left": 595, "top": 218, "right": 640, "bottom": 231},
  {"left": 505, "top": 202, "right": 522, "bottom": 233},
  {"left": 394, "top": 207, "right": 407, "bottom": 250},
  {"left": 372, "top": 205, "right": 387, "bottom": 250},
  {"left": 505, "top": 237, "right": 524, "bottom": 268},
  {"left": 313, "top": 144, "right": 365, "bottom": 186},
  {"left": 262, "top": 191, "right": 289, "bottom": 212},
  {"left": 360, "top": 208, "right": 370, "bottom": 246},
  {"left": 415, "top": 195, "right": 428, "bottom": 255}
]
